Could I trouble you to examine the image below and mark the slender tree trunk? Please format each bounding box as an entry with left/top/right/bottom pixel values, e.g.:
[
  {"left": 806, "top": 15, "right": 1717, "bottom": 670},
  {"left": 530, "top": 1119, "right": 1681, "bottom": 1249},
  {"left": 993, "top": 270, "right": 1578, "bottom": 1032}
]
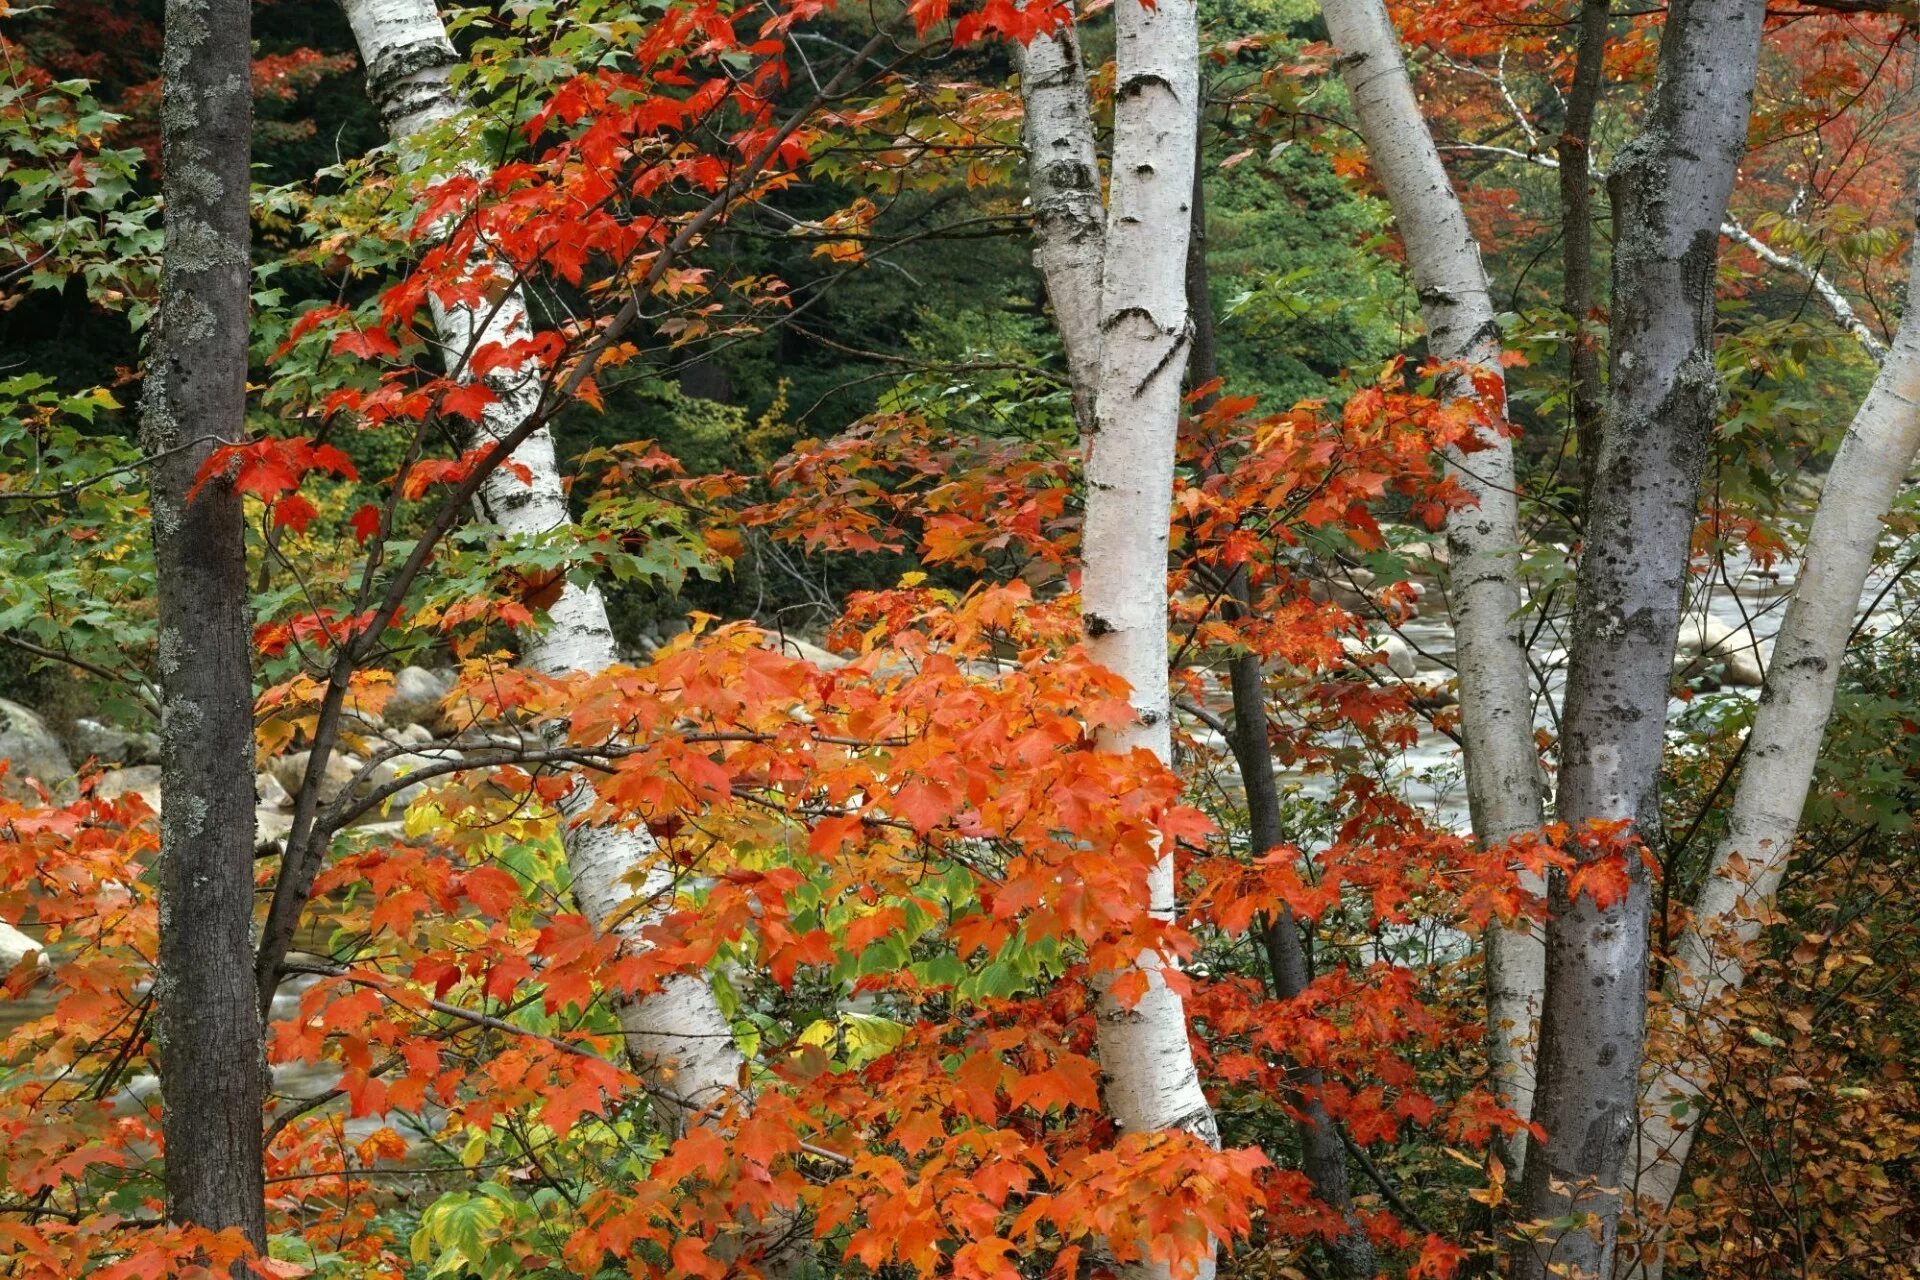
[
  {"left": 1558, "top": 0, "right": 1610, "bottom": 512},
  {"left": 1319, "top": 0, "right": 1546, "bottom": 1174},
  {"left": 1184, "top": 128, "right": 1374, "bottom": 1277},
  {"left": 1627, "top": 225, "right": 1920, "bottom": 1272},
  {"left": 1012, "top": 28, "right": 1105, "bottom": 434},
  {"left": 145, "top": 0, "right": 268, "bottom": 1251},
  {"left": 1513, "top": 3, "right": 1767, "bottom": 1275},
  {"left": 338, "top": 0, "right": 742, "bottom": 1133}
]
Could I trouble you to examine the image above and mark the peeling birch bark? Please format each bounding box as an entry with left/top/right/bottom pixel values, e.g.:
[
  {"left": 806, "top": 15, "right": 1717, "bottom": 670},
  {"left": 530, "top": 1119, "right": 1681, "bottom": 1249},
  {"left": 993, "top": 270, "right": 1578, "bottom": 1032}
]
[
  {"left": 338, "top": 0, "right": 741, "bottom": 1134},
  {"left": 1012, "top": 28, "right": 1105, "bottom": 432},
  {"left": 1320, "top": 0, "right": 1546, "bottom": 1173},
  {"left": 1018, "top": 4, "right": 1219, "bottom": 1275},
  {"left": 1078, "top": 0, "right": 1220, "bottom": 1275},
  {"left": 1627, "top": 224, "right": 1920, "bottom": 1275}
]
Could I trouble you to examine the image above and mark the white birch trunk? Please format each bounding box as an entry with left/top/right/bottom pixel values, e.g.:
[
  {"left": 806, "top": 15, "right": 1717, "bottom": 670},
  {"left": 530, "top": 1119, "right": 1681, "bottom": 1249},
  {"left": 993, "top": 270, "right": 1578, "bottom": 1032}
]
[
  {"left": 339, "top": 0, "right": 741, "bottom": 1132},
  {"left": 1627, "top": 229, "right": 1920, "bottom": 1261},
  {"left": 1078, "top": 1, "right": 1219, "bottom": 1274},
  {"left": 1320, "top": 0, "right": 1547, "bottom": 1173},
  {"left": 1012, "top": 28, "right": 1105, "bottom": 432}
]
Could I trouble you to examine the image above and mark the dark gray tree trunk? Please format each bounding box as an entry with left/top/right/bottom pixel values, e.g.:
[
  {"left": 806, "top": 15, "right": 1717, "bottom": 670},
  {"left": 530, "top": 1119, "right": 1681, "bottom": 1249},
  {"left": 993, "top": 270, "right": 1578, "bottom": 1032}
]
[
  {"left": 1557, "top": 0, "right": 1610, "bottom": 513},
  {"left": 1185, "top": 129, "right": 1374, "bottom": 1280},
  {"left": 144, "top": 0, "right": 267, "bottom": 1250},
  {"left": 1514, "top": 1, "right": 1767, "bottom": 1275}
]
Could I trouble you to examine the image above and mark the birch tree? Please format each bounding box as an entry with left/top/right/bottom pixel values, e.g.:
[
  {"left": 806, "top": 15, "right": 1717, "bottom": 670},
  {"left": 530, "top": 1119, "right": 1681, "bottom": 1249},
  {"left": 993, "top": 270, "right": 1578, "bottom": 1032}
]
[
  {"left": 1319, "top": 0, "right": 1546, "bottom": 1171},
  {"left": 337, "top": 0, "right": 742, "bottom": 1133},
  {"left": 1014, "top": 27, "right": 1104, "bottom": 434},
  {"left": 144, "top": 0, "right": 268, "bottom": 1248},
  {"left": 1628, "top": 216, "right": 1920, "bottom": 1272},
  {"left": 1016, "top": 7, "right": 1219, "bottom": 1274},
  {"left": 1515, "top": 1, "right": 1768, "bottom": 1274}
]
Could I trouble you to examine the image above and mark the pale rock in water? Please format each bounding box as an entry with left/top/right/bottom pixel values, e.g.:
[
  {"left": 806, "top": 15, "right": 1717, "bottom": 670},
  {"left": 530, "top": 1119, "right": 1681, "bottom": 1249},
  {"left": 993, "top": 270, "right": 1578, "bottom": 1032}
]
[
  {"left": 1674, "top": 615, "right": 1765, "bottom": 687},
  {"left": 256, "top": 770, "right": 294, "bottom": 811},
  {"left": 1341, "top": 632, "right": 1418, "bottom": 679},
  {"left": 269, "top": 750, "right": 366, "bottom": 806},
  {"left": 0, "top": 920, "right": 46, "bottom": 973},
  {"left": 384, "top": 666, "right": 454, "bottom": 730},
  {"left": 95, "top": 765, "right": 163, "bottom": 807}
]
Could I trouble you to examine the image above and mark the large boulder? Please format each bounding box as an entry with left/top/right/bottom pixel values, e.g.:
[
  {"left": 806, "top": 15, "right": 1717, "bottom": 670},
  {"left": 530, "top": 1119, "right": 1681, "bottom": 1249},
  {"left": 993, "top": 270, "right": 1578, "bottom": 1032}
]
[
  {"left": 765, "top": 635, "right": 847, "bottom": 670},
  {"left": 383, "top": 666, "right": 454, "bottom": 731},
  {"left": 0, "top": 699, "right": 76, "bottom": 802}
]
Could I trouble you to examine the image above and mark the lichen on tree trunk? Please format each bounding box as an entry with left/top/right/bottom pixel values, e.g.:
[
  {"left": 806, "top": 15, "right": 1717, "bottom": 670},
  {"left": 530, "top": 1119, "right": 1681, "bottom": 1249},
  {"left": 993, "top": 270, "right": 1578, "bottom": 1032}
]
[{"left": 146, "top": 0, "right": 269, "bottom": 1251}]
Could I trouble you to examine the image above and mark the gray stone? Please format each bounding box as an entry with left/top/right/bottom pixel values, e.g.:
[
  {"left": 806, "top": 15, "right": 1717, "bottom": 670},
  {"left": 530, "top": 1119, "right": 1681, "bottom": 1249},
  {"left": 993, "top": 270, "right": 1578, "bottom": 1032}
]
[
  {"left": 255, "top": 769, "right": 293, "bottom": 811},
  {"left": 1341, "top": 633, "right": 1418, "bottom": 679},
  {"left": 352, "top": 747, "right": 464, "bottom": 822},
  {"left": 95, "top": 764, "right": 163, "bottom": 806},
  {"left": 0, "top": 699, "right": 76, "bottom": 801},
  {"left": 66, "top": 718, "right": 160, "bottom": 766},
  {"left": 767, "top": 635, "right": 846, "bottom": 670},
  {"left": 269, "top": 750, "right": 365, "bottom": 806},
  {"left": 1674, "top": 616, "right": 1764, "bottom": 686},
  {"left": 384, "top": 666, "right": 454, "bottom": 730}
]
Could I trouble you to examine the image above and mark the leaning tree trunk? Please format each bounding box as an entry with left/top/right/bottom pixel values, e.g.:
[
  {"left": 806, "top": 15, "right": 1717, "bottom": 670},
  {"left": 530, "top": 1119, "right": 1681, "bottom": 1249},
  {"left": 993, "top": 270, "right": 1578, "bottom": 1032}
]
[
  {"left": 1320, "top": 0, "right": 1546, "bottom": 1174},
  {"left": 338, "top": 0, "right": 741, "bottom": 1133},
  {"left": 1513, "top": 2, "right": 1768, "bottom": 1276},
  {"left": 1629, "top": 219, "right": 1920, "bottom": 1270},
  {"left": 1077, "top": 0, "right": 1219, "bottom": 1274},
  {"left": 144, "top": 0, "right": 268, "bottom": 1250}
]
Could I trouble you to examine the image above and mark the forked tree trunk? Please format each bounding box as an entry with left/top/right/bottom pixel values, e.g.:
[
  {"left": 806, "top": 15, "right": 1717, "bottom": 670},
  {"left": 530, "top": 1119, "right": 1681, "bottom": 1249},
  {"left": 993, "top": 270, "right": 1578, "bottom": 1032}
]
[
  {"left": 145, "top": 0, "right": 268, "bottom": 1250},
  {"left": 1319, "top": 0, "right": 1546, "bottom": 1174},
  {"left": 1022, "top": 1, "right": 1219, "bottom": 1274},
  {"left": 338, "top": 0, "right": 741, "bottom": 1133},
  {"left": 1080, "top": 40, "right": 1222, "bottom": 1280},
  {"left": 1514, "top": 1, "right": 1767, "bottom": 1275},
  {"left": 1627, "top": 222, "right": 1920, "bottom": 1273}
]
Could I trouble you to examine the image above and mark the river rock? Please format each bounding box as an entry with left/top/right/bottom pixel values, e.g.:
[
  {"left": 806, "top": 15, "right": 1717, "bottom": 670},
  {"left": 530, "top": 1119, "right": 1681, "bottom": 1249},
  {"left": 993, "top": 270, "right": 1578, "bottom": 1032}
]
[
  {"left": 1397, "top": 537, "right": 1450, "bottom": 569},
  {"left": 269, "top": 750, "right": 365, "bottom": 806},
  {"left": 66, "top": 718, "right": 160, "bottom": 766},
  {"left": 1341, "top": 633, "right": 1418, "bottom": 679},
  {"left": 358, "top": 747, "right": 465, "bottom": 818},
  {"left": 384, "top": 666, "right": 454, "bottom": 730},
  {"left": 392, "top": 721, "right": 436, "bottom": 748},
  {"left": 767, "top": 635, "right": 847, "bottom": 670},
  {"left": 1674, "top": 616, "right": 1764, "bottom": 687},
  {"left": 0, "top": 920, "right": 46, "bottom": 973},
  {"left": 94, "top": 764, "right": 162, "bottom": 806},
  {"left": 256, "top": 769, "right": 294, "bottom": 810},
  {"left": 0, "top": 699, "right": 75, "bottom": 801}
]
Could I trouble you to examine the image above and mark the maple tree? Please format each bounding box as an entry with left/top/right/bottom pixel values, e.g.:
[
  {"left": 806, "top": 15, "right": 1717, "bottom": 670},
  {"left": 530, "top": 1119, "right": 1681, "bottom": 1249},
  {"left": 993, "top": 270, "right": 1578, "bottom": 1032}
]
[{"left": 0, "top": 0, "right": 1919, "bottom": 1278}]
